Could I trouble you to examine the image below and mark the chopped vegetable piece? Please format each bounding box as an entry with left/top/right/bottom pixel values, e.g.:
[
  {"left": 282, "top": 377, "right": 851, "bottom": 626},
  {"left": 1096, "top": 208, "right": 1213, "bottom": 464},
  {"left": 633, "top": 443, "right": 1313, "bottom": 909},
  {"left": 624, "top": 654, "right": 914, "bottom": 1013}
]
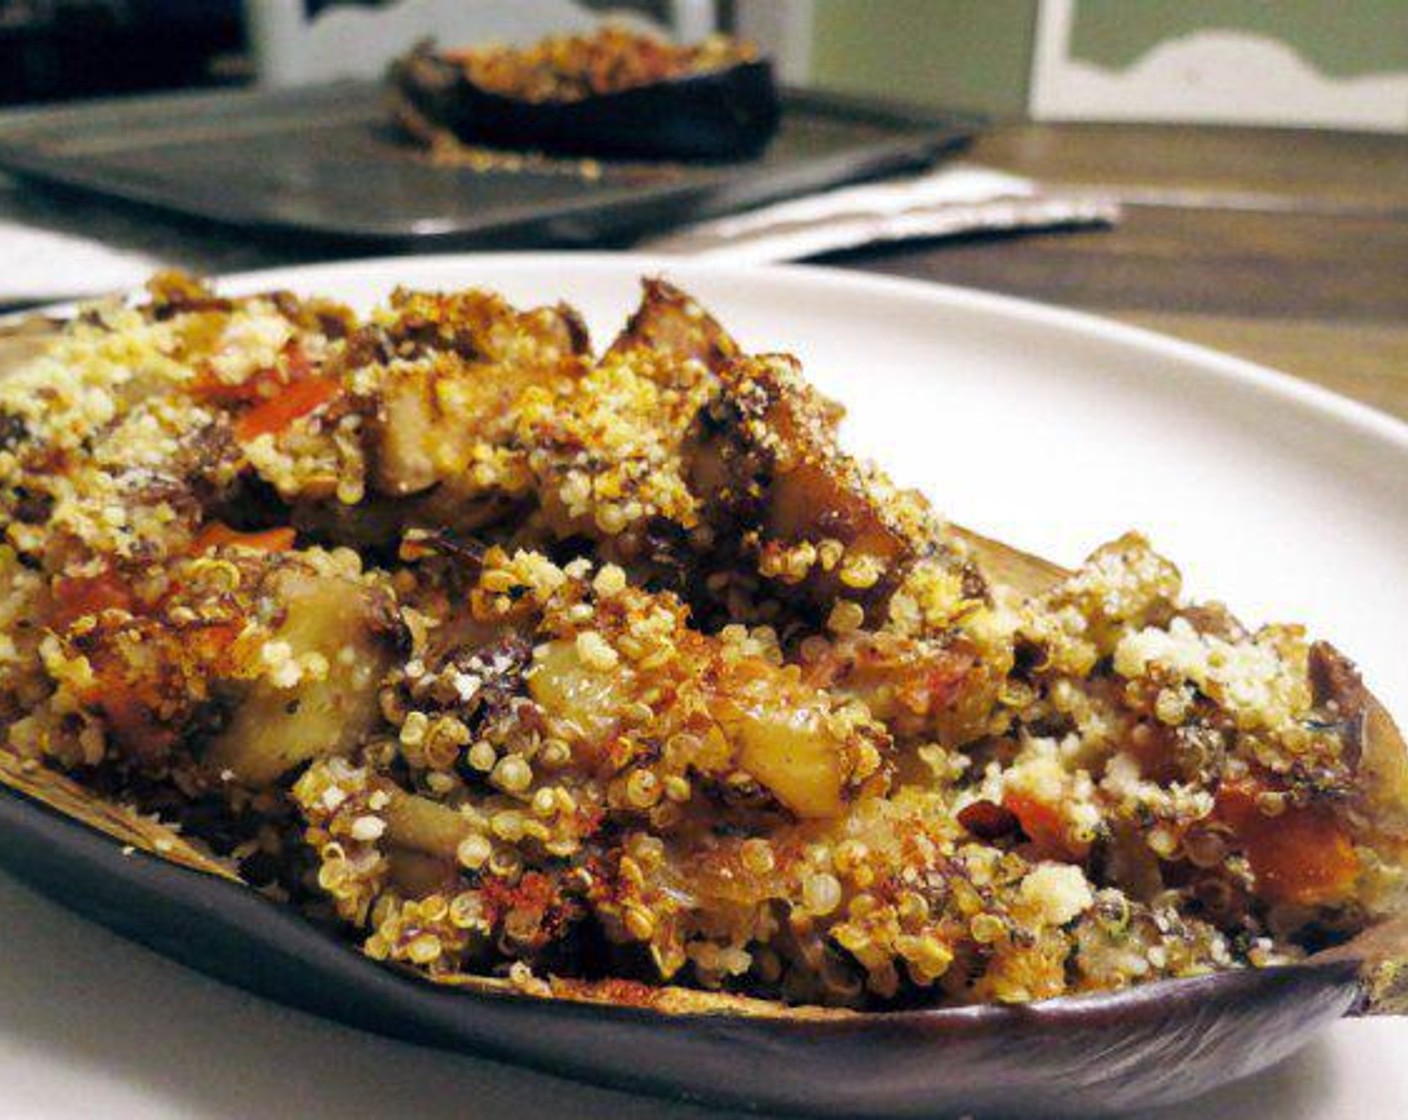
[
  {"left": 50, "top": 571, "right": 134, "bottom": 629},
  {"left": 1217, "top": 781, "right": 1361, "bottom": 906},
  {"left": 193, "top": 522, "right": 297, "bottom": 553},
  {"left": 234, "top": 375, "right": 342, "bottom": 442}
]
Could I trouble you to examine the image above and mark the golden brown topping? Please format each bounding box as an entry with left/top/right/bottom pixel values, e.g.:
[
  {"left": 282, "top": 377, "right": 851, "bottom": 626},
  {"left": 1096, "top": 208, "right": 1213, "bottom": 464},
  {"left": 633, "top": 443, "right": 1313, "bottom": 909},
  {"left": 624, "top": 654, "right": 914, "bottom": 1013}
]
[{"left": 444, "top": 27, "right": 757, "bottom": 103}]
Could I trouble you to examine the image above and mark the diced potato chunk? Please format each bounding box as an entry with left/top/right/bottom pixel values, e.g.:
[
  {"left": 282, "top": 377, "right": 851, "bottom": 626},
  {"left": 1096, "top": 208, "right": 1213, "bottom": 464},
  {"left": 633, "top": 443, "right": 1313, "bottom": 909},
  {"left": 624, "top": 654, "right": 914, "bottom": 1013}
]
[
  {"left": 374, "top": 366, "right": 442, "bottom": 495},
  {"left": 368, "top": 290, "right": 586, "bottom": 497},
  {"left": 730, "top": 702, "right": 845, "bottom": 819},
  {"left": 204, "top": 570, "right": 395, "bottom": 786},
  {"left": 372, "top": 357, "right": 550, "bottom": 496},
  {"left": 530, "top": 634, "right": 859, "bottom": 818},
  {"left": 528, "top": 638, "right": 626, "bottom": 743}
]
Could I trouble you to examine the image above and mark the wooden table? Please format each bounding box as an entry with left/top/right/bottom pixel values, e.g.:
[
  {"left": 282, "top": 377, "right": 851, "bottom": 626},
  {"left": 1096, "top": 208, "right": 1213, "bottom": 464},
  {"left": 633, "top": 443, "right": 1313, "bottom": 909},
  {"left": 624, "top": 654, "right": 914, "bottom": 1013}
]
[{"left": 833, "top": 124, "right": 1408, "bottom": 423}]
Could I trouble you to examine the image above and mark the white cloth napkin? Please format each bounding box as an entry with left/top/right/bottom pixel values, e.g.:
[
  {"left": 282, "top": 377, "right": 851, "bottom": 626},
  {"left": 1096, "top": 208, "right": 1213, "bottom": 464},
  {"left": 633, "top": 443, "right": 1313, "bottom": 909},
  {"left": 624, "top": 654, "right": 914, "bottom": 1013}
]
[
  {"left": 0, "top": 163, "right": 1118, "bottom": 304},
  {"left": 637, "top": 162, "right": 1119, "bottom": 262},
  {"left": 0, "top": 172, "right": 287, "bottom": 305}
]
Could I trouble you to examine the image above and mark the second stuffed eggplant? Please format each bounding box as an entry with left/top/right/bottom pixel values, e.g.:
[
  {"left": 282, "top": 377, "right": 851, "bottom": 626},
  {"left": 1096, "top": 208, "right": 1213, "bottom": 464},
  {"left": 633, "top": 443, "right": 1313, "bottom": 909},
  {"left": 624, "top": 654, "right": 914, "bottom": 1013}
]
[{"left": 389, "top": 27, "right": 781, "bottom": 162}]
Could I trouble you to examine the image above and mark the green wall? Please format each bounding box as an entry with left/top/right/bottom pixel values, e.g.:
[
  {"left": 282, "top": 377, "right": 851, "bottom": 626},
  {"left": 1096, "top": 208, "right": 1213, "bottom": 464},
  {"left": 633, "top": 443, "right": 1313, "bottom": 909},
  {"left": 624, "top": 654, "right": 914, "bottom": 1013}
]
[
  {"left": 807, "top": 0, "right": 1408, "bottom": 118},
  {"left": 1071, "top": 0, "right": 1408, "bottom": 78},
  {"left": 810, "top": 0, "right": 1038, "bottom": 118}
]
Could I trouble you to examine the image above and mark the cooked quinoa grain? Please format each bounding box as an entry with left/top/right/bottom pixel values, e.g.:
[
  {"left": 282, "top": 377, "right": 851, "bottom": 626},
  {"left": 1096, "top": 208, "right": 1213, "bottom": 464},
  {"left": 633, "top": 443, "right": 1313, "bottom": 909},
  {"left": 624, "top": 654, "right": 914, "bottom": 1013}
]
[{"left": 0, "top": 271, "right": 1403, "bottom": 1011}]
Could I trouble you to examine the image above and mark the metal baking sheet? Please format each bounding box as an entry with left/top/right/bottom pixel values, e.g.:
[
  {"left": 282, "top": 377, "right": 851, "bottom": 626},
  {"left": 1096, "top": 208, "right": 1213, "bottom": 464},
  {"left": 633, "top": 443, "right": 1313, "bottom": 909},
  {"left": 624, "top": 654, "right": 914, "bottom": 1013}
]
[{"left": 0, "top": 80, "right": 976, "bottom": 248}]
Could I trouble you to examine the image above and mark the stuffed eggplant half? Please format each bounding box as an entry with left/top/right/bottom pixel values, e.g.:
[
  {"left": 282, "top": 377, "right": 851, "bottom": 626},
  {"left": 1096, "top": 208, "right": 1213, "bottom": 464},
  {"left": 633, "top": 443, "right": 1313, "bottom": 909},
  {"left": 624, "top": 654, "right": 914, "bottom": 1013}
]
[
  {"left": 0, "top": 274, "right": 1403, "bottom": 1115},
  {"left": 389, "top": 27, "right": 781, "bottom": 161}
]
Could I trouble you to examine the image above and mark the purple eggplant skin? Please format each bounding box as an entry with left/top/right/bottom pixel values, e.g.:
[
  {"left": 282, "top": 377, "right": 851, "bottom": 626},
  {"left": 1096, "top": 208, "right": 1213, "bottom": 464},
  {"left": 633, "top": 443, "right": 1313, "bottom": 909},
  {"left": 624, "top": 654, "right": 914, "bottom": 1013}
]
[
  {"left": 389, "top": 47, "right": 781, "bottom": 162},
  {"left": 0, "top": 781, "right": 1367, "bottom": 1119}
]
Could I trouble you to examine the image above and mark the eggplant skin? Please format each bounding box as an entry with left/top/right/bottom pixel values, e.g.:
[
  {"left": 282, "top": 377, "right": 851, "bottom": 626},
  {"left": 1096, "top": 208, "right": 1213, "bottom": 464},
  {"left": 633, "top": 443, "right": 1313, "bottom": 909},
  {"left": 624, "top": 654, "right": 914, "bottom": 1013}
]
[
  {"left": 0, "top": 778, "right": 1361, "bottom": 1118},
  {"left": 389, "top": 47, "right": 781, "bottom": 161}
]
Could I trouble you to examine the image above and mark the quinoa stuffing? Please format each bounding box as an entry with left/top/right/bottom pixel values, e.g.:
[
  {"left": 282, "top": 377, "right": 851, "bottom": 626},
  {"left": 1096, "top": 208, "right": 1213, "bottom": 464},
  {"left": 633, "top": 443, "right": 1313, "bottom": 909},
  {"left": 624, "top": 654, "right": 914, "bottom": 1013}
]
[
  {"left": 0, "top": 271, "right": 1404, "bottom": 1012},
  {"left": 439, "top": 27, "right": 759, "bottom": 103}
]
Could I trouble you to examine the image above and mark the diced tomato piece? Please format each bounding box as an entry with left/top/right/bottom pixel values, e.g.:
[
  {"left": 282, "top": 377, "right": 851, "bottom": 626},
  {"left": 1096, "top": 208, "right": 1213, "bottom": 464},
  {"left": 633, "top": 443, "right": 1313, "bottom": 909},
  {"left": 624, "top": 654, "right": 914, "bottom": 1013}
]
[
  {"left": 1004, "top": 790, "right": 1088, "bottom": 861},
  {"left": 193, "top": 521, "right": 296, "bottom": 553},
  {"left": 925, "top": 654, "right": 975, "bottom": 709},
  {"left": 281, "top": 343, "right": 314, "bottom": 381},
  {"left": 958, "top": 798, "right": 1020, "bottom": 841},
  {"left": 50, "top": 571, "right": 135, "bottom": 629},
  {"left": 96, "top": 687, "right": 178, "bottom": 762},
  {"left": 192, "top": 341, "right": 340, "bottom": 440},
  {"left": 894, "top": 650, "right": 975, "bottom": 716},
  {"left": 190, "top": 364, "right": 279, "bottom": 406},
  {"left": 234, "top": 375, "right": 342, "bottom": 442},
  {"left": 1216, "top": 780, "right": 1359, "bottom": 906},
  {"left": 192, "top": 343, "right": 317, "bottom": 407}
]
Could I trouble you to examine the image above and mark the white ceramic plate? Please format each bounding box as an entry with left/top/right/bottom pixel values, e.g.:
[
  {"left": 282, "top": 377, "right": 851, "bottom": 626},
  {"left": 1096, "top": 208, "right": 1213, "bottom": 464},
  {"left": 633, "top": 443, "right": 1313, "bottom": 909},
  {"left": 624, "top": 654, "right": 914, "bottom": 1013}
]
[{"left": 2, "top": 253, "right": 1405, "bottom": 1120}]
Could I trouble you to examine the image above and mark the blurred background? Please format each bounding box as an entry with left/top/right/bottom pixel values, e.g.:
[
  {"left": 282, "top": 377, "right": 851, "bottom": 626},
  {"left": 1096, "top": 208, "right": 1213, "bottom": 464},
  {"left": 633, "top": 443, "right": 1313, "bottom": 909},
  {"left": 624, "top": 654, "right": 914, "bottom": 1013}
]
[
  {"left": 2, "top": 0, "right": 1405, "bottom": 132},
  {"left": 0, "top": 0, "right": 1403, "bottom": 421}
]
